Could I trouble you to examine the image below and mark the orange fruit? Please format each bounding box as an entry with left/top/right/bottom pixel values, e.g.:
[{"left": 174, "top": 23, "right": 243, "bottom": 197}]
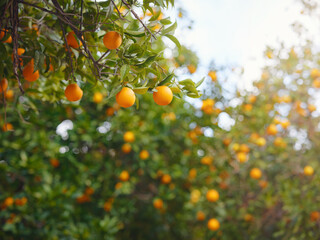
[
  {"left": 11, "top": 48, "right": 25, "bottom": 65},
  {"left": 244, "top": 214, "right": 254, "bottom": 222},
  {"left": 304, "top": 166, "right": 314, "bottom": 176},
  {"left": 0, "top": 78, "right": 8, "bottom": 92},
  {"left": 256, "top": 137, "right": 266, "bottom": 146},
  {"left": 208, "top": 71, "right": 217, "bottom": 81},
  {"left": 23, "top": 59, "right": 40, "bottom": 82},
  {"left": 2, "top": 123, "right": 13, "bottom": 132},
  {"left": 239, "top": 144, "right": 250, "bottom": 153},
  {"left": 103, "top": 201, "right": 112, "bottom": 212},
  {"left": 121, "top": 143, "right": 132, "bottom": 153},
  {"left": 206, "top": 189, "right": 219, "bottom": 202},
  {"left": 161, "top": 174, "right": 171, "bottom": 184},
  {"left": 93, "top": 92, "right": 103, "bottom": 103},
  {"left": 5, "top": 89, "right": 14, "bottom": 100},
  {"left": 197, "top": 211, "right": 206, "bottom": 221},
  {"left": 259, "top": 180, "right": 268, "bottom": 189},
  {"left": 139, "top": 150, "right": 149, "bottom": 160},
  {"left": 208, "top": 218, "right": 220, "bottom": 231},
  {"left": 153, "top": 198, "right": 163, "bottom": 209},
  {"left": 123, "top": 131, "right": 135, "bottom": 143},
  {"left": 85, "top": 187, "right": 94, "bottom": 195},
  {"left": 308, "top": 104, "right": 316, "bottom": 112},
  {"left": 266, "top": 124, "right": 277, "bottom": 135},
  {"left": 106, "top": 107, "right": 115, "bottom": 116},
  {"left": 250, "top": 168, "right": 262, "bottom": 179},
  {"left": 223, "top": 138, "right": 232, "bottom": 146},
  {"left": 201, "top": 156, "right": 213, "bottom": 165},
  {"left": 116, "top": 87, "right": 136, "bottom": 108},
  {"left": 4, "top": 197, "right": 14, "bottom": 207},
  {"left": 119, "top": 170, "right": 130, "bottom": 181},
  {"left": 311, "top": 69, "right": 320, "bottom": 79},
  {"left": 188, "top": 168, "right": 197, "bottom": 179},
  {"left": 153, "top": 86, "right": 173, "bottom": 106},
  {"left": 187, "top": 64, "right": 196, "bottom": 74},
  {"left": 66, "top": 31, "right": 82, "bottom": 49},
  {"left": 50, "top": 158, "right": 60, "bottom": 168},
  {"left": 64, "top": 83, "right": 83, "bottom": 102},
  {"left": 0, "top": 29, "right": 12, "bottom": 43},
  {"left": 236, "top": 152, "right": 248, "bottom": 163},
  {"left": 310, "top": 211, "right": 320, "bottom": 222},
  {"left": 103, "top": 31, "right": 122, "bottom": 50}
]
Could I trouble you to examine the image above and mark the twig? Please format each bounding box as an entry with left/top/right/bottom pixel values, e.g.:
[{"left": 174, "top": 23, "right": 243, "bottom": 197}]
[
  {"left": 97, "top": 50, "right": 110, "bottom": 62},
  {"left": 110, "top": 0, "right": 125, "bottom": 20},
  {"left": 121, "top": 0, "right": 156, "bottom": 40},
  {"left": 11, "top": 0, "right": 24, "bottom": 94}
]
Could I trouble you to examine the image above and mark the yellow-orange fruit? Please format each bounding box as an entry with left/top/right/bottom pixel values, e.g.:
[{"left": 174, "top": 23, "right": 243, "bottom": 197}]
[
  {"left": 2, "top": 123, "right": 13, "bottom": 132},
  {"left": 250, "top": 168, "right": 262, "bottom": 179},
  {"left": 64, "top": 83, "right": 83, "bottom": 102},
  {"left": 236, "top": 152, "right": 248, "bottom": 163},
  {"left": 0, "top": 29, "right": 12, "bottom": 43},
  {"left": 23, "top": 59, "right": 39, "bottom": 82},
  {"left": 304, "top": 166, "right": 314, "bottom": 176},
  {"left": 93, "top": 92, "right": 103, "bottom": 103},
  {"left": 153, "top": 198, "right": 163, "bottom": 209},
  {"left": 139, "top": 150, "right": 149, "bottom": 160},
  {"left": 310, "top": 211, "right": 320, "bottom": 222},
  {"left": 197, "top": 211, "right": 206, "bottom": 221},
  {"left": 206, "top": 189, "right": 219, "bottom": 202},
  {"left": 4, "top": 197, "right": 14, "bottom": 207},
  {"left": 50, "top": 158, "right": 60, "bottom": 168},
  {"left": 187, "top": 64, "right": 196, "bottom": 74},
  {"left": 0, "top": 78, "right": 8, "bottom": 92},
  {"left": 161, "top": 174, "right": 171, "bottom": 184},
  {"left": 103, "top": 31, "right": 122, "bottom": 50},
  {"left": 119, "top": 170, "right": 130, "bottom": 181},
  {"left": 266, "top": 124, "right": 277, "bottom": 135},
  {"left": 123, "top": 131, "right": 135, "bottom": 143},
  {"left": 153, "top": 86, "right": 173, "bottom": 106},
  {"left": 207, "top": 218, "right": 220, "bottom": 231},
  {"left": 5, "top": 89, "right": 14, "bottom": 100},
  {"left": 66, "top": 31, "right": 82, "bottom": 49},
  {"left": 208, "top": 71, "right": 217, "bottom": 81},
  {"left": 121, "top": 143, "right": 132, "bottom": 153},
  {"left": 116, "top": 87, "right": 135, "bottom": 108}
]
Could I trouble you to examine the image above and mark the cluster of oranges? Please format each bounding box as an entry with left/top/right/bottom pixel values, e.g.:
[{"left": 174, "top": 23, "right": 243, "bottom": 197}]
[{"left": 1, "top": 196, "right": 27, "bottom": 209}]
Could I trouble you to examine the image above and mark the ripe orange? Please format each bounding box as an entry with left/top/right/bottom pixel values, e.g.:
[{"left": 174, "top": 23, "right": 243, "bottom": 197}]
[
  {"left": 121, "top": 143, "right": 132, "bottom": 153},
  {"left": 106, "top": 107, "right": 115, "bottom": 116},
  {"left": 0, "top": 78, "right": 8, "bottom": 92},
  {"left": 310, "top": 211, "right": 320, "bottom": 222},
  {"left": 236, "top": 152, "right": 248, "bottom": 163},
  {"left": 310, "top": 68, "right": 320, "bottom": 79},
  {"left": 223, "top": 138, "right": 232, "bottom": 146},
  {"left": 93, "top": 92, "right": 103, "bottom": 103},
  {"left": 244, "top": 214, "right": 254, "bottom": 222},
  {"left": 161, "top": 174, "right": 171, "bottom": 184},
  {"left": 23, "top": 59, "right": 40, "bottom": 82},
  {"left": 2, "top": 123, "right": 13, "bottom": 132},
  {"left": 266, "top": 124, "right": 277, "bottom": 135},
  {"left": 0, "top": 29, "right": 12, "bottom": 43},
  {"left": 116, "top": 87, "right": 136, "bottom": 108},
  {"left": 256, "top": 137, "right": 266, "bottom": 146},
  {"left": 153, "top": 198, "right": 163, "bottom": 209},
  {"left": 11, "top": 48, "right": 25, "bottom": 65},
  {"left": 153, "top": 86, "right": 173, "bottom": 106},
  {"left": 259, "top": 180, "right": 268, "bottom": 189},
  {"left": 119, "top": 170, "right": 130, "bottom": 181},
  {"left": 239, "top": 144, "right": 250, "bottom": 153},
  {"left": 304, "top": 166, "right": 314, "bottom": 176},
  {"left": 66, "top": 31, "right": 82, "bottom": 49},
  {"left": 187, "top": 64, "right": 196, "bottom": 74},
  {"left": 64, "top": 83, "right": 83, "bottom": 102},
  {"left": 206, "top": 189, "right": 219, "bottom": 202},
  {"left": 248, "top": 95, "right": 257, "bottom": 103},
  {"left": 208, "top": 71, "right": 217, "bottom": 81},
  {"left": 188, "top": 168, "right": 197, "bottom": 179},
  {"left": 4, "top": 197, "right": 14, "bottom": 207},
  {"left": 201, "top": 156, "right": 213, "bottom": 165},
  {"left": 139, "top": 150, "right": 149, "bottom": 160},
  {"left": 103, "top": 31, "right": 122, "bottom": 50},
  {"left": 123, "top": 131, "right": 135, "bottom": 143},
  {"left": 207, "top": 218, "right": 220, "bottom": 231},
  {"left": 15, "top": 197, "right": 27, "bottom": 206},
  {"left": 197, "top": 211, "right": 206, "bottom": 221},
  {"left": 50, "top": 158, "right": 60, "bottom": 168},
  {"left": 308, "top": 104, "right": 316, "bottom": 112},
  {"left": 250, "top": 168, "right": 262, "bottom": 179},
  {"left": 85, "top": 187, "right": 94, "bottom": 195},
  {"left": 5, "top": 89, "right": 14, "bottom": 100}
]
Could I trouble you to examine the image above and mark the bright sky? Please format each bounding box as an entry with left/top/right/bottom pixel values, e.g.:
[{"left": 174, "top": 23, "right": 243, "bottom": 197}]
[{"left": 175, "top": 0, "right": 320, "bottom": 90}]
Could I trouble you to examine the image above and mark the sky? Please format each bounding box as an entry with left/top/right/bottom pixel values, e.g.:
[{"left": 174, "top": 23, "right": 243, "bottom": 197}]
[{"left": 174, "top": 0, "right": 320, "bottom": 90}]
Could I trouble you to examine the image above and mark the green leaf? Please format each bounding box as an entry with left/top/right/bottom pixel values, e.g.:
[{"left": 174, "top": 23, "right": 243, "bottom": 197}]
[
  {"left": 120, "top": 65, "right": 129, "bottom": 81},
  {"left": 164, "top": 34, "right": 181, "bottom": 50},
  {"left": 195, "top": 77, "right": 205, "bottom": 88},
  {"left": 159, "top": 73, "right": 174, "bottom": 86},
  {"left": 133, "top": 87, "right": 149, "bottom": 94},
  {"left": 162, "top": 22, "right": 177, "bottom": 35}
]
